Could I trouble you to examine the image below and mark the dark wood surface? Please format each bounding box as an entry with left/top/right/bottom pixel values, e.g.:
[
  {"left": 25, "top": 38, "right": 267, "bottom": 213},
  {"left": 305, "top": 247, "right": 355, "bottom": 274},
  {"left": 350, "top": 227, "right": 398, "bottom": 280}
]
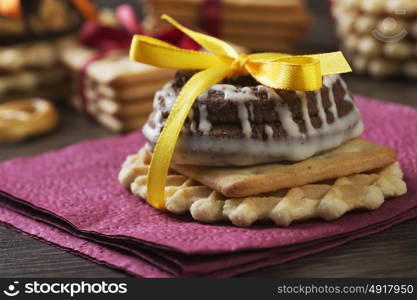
[{"left": 1, "top": 74, "right": 417, "bottom": 278}]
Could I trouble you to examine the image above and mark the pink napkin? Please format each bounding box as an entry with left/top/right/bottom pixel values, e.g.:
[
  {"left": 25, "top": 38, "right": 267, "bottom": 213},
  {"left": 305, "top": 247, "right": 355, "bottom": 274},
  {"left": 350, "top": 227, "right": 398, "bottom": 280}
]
[{"left": 1, "top": 95, "right": 417, "bottom": 277}]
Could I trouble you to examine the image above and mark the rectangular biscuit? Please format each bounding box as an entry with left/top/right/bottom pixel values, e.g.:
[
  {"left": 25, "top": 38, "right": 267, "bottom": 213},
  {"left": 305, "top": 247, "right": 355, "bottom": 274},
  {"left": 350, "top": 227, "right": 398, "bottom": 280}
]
[
  {"left": 121, "top": 147, "right": 406, "bottom": 227},
  {"left": 172, "top": 139, "right": 398, "bottom": 198}
]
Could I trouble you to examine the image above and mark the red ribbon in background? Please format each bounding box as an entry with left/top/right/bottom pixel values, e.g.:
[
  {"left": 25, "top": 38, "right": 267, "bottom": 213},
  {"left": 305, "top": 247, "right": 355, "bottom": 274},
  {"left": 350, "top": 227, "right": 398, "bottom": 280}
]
[
  {"left": 79, "top": 4, "right": 200, "bottom": 52},
  {"left": 77, "top": 4, "right": 200, "bottom": 114}
]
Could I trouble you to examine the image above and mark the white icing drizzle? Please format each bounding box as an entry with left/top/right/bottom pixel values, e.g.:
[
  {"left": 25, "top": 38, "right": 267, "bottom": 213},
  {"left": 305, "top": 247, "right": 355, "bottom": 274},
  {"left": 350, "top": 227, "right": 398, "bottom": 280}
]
[
  {"left": 338, "top": 77, "right": 361, "bottom": 115},
  {"left": 338, "top": 77, "right": 352, "bottom": 101},
  {"left": 237, "top": 102, "right": 252, "bottom": 138},
  {"left": 338, "top": 77, "right": 363, "bottom": 136},
  {"left": 297, "top": 91, "right": 316, "bottom": 136},
  {"left": 276, "top": 102, "right": 302, "bottom": 137},
  {"left": 174, "top": 116, "right": 363, "bottom": 166},
  {"left": 198, "top": 104, "right": 211, "bottom": 135}
]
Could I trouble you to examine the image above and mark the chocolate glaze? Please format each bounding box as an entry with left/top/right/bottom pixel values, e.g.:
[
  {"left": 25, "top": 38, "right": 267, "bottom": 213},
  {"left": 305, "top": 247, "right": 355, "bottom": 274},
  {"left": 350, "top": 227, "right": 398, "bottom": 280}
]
[
  {"left": 148, "top": 71, "right": 355, "bottom": 141},
  {"left": 0, "top": 0, "right": 83, "bottom": 46}
]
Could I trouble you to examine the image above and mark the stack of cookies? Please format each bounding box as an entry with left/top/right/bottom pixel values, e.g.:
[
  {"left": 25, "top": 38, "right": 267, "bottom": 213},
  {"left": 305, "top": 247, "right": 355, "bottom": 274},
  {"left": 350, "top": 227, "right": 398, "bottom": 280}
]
[
  {"left": 332, "top": 0, "right": 417, "bottom": 79},
  {"left": 119, "top": 71, "right": 407, "bottom": 227},
  {"left": 143, "top": 0, "right": 312, "bottom": 52},
  {"left": 0, "top": 40, "right": 71, "bottom": 102},
  {"left": 59, "top": 39, "right": 176, "bottom": 132}
]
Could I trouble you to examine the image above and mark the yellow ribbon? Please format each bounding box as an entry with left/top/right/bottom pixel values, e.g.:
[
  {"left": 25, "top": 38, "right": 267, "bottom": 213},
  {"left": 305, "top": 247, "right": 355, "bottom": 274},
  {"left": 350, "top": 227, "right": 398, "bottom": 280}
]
[{"left": 129, "top": 15, "right": 352, "bottom": 210}]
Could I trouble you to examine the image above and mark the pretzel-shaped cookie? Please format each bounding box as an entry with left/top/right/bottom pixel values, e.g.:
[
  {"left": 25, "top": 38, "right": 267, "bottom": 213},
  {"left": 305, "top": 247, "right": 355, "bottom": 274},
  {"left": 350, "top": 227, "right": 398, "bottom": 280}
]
[{"left": 0, "top": 98, "right": 58, "bottom": 142}]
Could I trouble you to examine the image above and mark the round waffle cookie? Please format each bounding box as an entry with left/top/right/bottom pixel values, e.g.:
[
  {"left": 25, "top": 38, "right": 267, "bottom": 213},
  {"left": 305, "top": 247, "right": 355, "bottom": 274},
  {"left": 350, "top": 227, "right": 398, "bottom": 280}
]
[
  {"left": 119, "top": 141, "right": 406, "bottom": 227},
  {"left": 143, "top": 71, "right": 364, "bottom": 166}
]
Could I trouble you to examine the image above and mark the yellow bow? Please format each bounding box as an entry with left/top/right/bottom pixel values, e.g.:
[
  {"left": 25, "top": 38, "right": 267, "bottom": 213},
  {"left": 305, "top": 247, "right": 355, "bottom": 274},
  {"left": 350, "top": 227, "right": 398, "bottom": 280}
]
[{"left": 129, "top": 15, "right": 352, "bottom": 210}]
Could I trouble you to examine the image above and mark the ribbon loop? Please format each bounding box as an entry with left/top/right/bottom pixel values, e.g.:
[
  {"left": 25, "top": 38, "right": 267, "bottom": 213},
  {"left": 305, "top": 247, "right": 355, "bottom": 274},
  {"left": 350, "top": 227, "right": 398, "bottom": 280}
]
[
  {"left": 247, "top": 56, "right": 323, "bottom": 91},
  {"left": 129, "top": 15, "right": 352, "bottom": 209}
]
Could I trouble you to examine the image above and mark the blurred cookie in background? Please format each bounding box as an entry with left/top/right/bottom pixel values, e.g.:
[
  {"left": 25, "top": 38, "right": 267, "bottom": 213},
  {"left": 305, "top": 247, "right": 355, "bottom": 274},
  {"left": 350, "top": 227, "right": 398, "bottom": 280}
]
[
  {"left": 142, "top": 0, "right": 312, "bottom": 53},
  {"left": 58, "top": 5, "right": 177, "bottom": 132},
  {"left": 331, "top": 0, "right": 417, "bottom": 79},
  {"left": 0, "top": 0, "right": 87, "bottom": 45},
  {"left": 0, "top": 0, "right": 96, "bottom": 103}
]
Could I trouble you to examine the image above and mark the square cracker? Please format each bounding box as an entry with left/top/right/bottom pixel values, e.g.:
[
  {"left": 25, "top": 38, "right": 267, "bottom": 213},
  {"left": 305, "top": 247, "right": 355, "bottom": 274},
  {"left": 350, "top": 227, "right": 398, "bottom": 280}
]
[{"left": 172, "top": 139, "right": 398, "bottom": 198}]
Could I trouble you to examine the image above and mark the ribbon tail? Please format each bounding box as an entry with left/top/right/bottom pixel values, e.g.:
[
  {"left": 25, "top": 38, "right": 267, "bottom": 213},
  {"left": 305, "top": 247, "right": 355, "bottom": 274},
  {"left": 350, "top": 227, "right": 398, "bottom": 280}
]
[
  {"left": 0, "top": 0, "right": 21, "bottom": 18},
  {"left": 147, "top": 66, "right": 230, "bottom": 209},
  {"left": 247, "top": 56, "right": 323, "bottom": 91},
  {"left": 115, "top": 4, "right": 142, "bottom": 34},
  {"left": 308, "top": 51, "right": 352, "bottom": 75}
]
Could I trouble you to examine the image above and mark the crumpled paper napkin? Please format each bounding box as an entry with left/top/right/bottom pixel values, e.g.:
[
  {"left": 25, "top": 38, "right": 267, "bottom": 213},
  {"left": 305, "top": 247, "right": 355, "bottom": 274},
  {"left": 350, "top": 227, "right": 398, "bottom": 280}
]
[{"left": 1, "top": 95, "right": 416, "bottom": 277}]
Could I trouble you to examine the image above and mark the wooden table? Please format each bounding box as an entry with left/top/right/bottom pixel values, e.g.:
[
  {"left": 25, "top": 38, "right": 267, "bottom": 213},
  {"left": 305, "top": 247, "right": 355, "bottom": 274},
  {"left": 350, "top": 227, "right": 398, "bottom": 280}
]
[{"left": 1, "top": 74, "right": 416, "bottom": 278}]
